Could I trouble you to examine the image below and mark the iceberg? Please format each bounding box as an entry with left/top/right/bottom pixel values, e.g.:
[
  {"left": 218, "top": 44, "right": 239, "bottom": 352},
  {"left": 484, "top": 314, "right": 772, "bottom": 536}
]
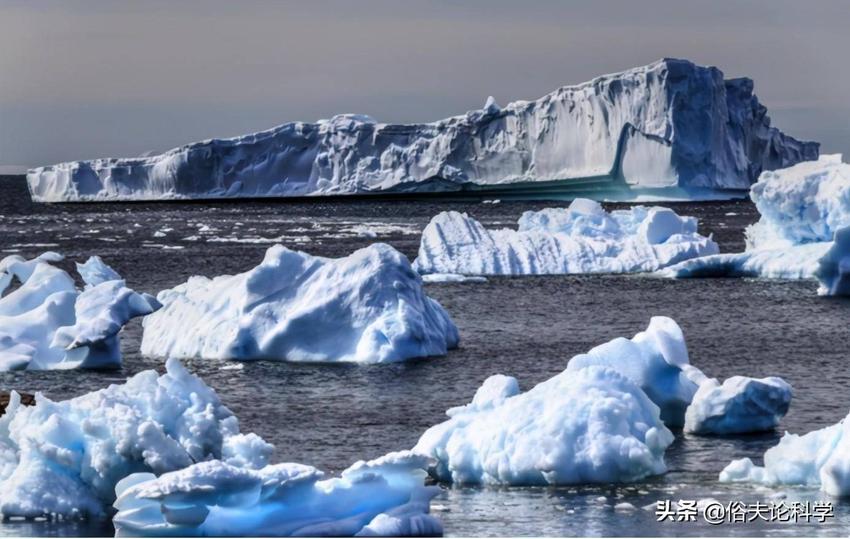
[
  {"left": 0, "top": 252, "right": 160, "bottom": 370},
  {"left": 564, "top": 316, "right": 703, "bottom": 428},
  {"left": 0, "top": 359, "right": 273, "bottom": 518},
  {"left": 720, "top": 411, "right": 850, "bottom": 497},
  {"left": 141, "top": 243, "right": 459, "bottom": 363},
  {"left": 112, "top": 451, "right": 442, "bottom": 537},
  {"left": 413, "top": 199, "right": 718, "bottom": 276},
  {"left": 684, "top": 376, "right": 792, "bottom": 435},
  {"left": 27, "top": 59, "right": 817, "bottom": 203},
  {"left": 412, "top": 319, "right": 693, "bottom": 485},
  {"left": 664, "top": 155, "right": 850, "bottom": 286}
]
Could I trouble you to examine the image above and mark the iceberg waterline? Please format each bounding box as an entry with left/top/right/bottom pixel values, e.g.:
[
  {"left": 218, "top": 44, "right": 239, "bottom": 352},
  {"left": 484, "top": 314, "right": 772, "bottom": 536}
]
[
  {"left": 0, "top": 252, "right": 160, "bottom": 370},
  {"left": 141, "top": 243, "right": 459, "bottom": 363},
  {"left": 27, "top": 58, "right": 817, "bottom": 203},
  {"left": 414, "top": 199, "right": 719, "bottom": 276}
]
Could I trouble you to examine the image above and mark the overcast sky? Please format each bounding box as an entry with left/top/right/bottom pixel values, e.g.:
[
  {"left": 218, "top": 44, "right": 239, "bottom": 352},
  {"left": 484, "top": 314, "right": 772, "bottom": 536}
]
[{"left": 2, "top": 0, "right": 848, "bottom": 170}]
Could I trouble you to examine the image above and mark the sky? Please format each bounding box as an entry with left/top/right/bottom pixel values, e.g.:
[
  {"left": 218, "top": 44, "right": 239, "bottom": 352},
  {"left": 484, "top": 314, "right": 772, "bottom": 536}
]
[{"left": 1, "top": 0, "right": 849, "bottom": 171}]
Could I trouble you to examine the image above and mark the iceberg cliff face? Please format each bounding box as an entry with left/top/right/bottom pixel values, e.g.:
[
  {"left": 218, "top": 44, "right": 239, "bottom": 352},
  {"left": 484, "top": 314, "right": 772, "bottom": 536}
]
[{"left": 27, "top": 59, "right": 817, "bottom": 202}]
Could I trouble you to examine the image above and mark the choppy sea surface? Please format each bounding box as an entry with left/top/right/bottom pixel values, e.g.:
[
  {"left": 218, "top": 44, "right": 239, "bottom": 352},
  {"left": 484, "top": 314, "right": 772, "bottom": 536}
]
[{"left": 1, "top": 176, "right": 850, "bottom": 537}]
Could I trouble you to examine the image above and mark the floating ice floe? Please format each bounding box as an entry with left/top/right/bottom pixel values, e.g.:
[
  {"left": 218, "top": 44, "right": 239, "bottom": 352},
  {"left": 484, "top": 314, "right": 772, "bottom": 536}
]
[
  {"left": 412, "top": 319, "right": 717, "bottom": 485},
  {"left": 720, "top": 410, "right": 850, "bottom": 497},
  {"left": 413, "top": 317, "right": 793, "bottom": 485},
  {"left": 141, "top": 243, "right": 459, "bottom": 363},
  {"left": 27, "top": 59, "right": 817, "bottom": 203},
  {"left": 413, "top": 199, "right": 718, "bottom": 276},
  {"left": 663, "top": 155, "right": 850, "bottom": 295},
  {"left": 113, "top": 451, "right": 442, "bottom": 537},
  {"left": 0, "top": 252, "right": 159, "bottom": 370},
  {"left": 684, "top": 376, "right": 793, "bottom": 435},
  {"left": 421, "top": 273, "right": 488, "bottom": 284},
  {"left": 0, "top": 359, "right": 272, "bottom": 518}
]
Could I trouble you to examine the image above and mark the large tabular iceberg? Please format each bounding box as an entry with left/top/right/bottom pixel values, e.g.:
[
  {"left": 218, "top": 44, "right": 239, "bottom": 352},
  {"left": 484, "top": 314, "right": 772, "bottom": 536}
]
[
  {"left": 720, "top": 411, "right": 850, "bottom": 497},
  {"left": 0, "top": 253, "right": 160, "bottom": 370},
  {"left": 141, "top": 243, "right": 459, "bottom": 363},
  {"left": 413, "top": 199, "right": 718, "bottom": 276},
  {"left": 27, "top": 59, "right": 817, "bottom": 203},
  {"left": 663, "top": 155, "right": 850, "bottom": 294},
  {"left": 113, "top": 452, "right": 442, "bottom": 537}
]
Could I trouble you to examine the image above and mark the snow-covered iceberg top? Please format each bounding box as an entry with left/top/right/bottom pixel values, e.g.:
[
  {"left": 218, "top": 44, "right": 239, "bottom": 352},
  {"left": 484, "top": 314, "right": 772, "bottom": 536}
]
[
  {"left": 663, "top": 155, "right": 850, "bottom": 293},
  {"left": 0, "top": 253, "right": 160, "bottom": 370},
  {"left": 113, "top": 451, "right": 442, "bottom": 537},
  {"left": 720, "top": 410, "right": 850, "bottom": 497},
  {"left": 0, "top": 358, "right": 272, "bottom": 518},
  {"left": 413, "top": 199, "right": 719, "bottom": 275},
  {"left": 27, "top": 59, "right": 817, "bottom": 203},
  {"left": 141, "top": 243, "right": 459, "bottom": 363}
]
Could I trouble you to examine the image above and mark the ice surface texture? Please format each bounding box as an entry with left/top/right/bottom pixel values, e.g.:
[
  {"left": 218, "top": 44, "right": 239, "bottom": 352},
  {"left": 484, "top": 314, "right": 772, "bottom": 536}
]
[
  {"left": 27, "top": 59, "right": 817, "bottom": 202},
  {"left": 141, "top": 243, "right": 459, "bottom": 363},
  {"left": 720, "top": 412, "right": 850, "bottom": 497},
  {"left": 663, "top": 155, "right": 850, "bottom": 292},
  {"left": 685, "top": 376, "right": 793, "bottom": 435},
  {"left": 112, "top": 451, "right": 442, "bottom": 537},
  {"left": 0, "top": 253, "right": 159, "bottom": 370},
  {"left": 413, "top": 199, "right": 718, "bottom": 275}
]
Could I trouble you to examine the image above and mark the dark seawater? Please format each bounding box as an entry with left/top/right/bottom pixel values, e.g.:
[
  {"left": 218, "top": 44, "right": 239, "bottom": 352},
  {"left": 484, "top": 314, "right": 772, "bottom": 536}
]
[{"left": 2, "top": 176, "right": 850, "bottom": 537}]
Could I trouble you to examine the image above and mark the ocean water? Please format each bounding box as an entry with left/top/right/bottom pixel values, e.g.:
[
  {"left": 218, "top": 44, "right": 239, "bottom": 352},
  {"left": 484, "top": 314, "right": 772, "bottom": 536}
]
[{"left": 1, "top": 176, "right": 850, "bottom": 536}]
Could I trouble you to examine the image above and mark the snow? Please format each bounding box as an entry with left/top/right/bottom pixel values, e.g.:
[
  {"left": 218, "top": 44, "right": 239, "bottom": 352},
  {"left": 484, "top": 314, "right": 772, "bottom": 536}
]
[
  {"left": 565, "top": 317, "right": 702, "bottom": 428},
  {"left": 684, "top": 376, "right": 792, "bottom": 435},
  {"left": 27, "top": 59, "right": 817, "bottom": 203},
  {"left": 141, "top": 243, "right": 459, "bottom": 363},
  {"left": 0, "top": 252, "right": 159, "bottom": 370},
  {"left": 112, "top": 451, "right": 442, "bottom": 537},
  {"left": 412, "top": 319, "right": 680, "bottom": 485},
  {"left": 664, "top": 155, "right": 850, "bottom": 283},
  {"left": 414, "top": 199, "right": 718, "bottom": 276},
  {"left": 0, "top": 359, "right": 273, "bottom": 518},
  {"left": 719, "top": 410, "right": 850, "bottom": 496}
]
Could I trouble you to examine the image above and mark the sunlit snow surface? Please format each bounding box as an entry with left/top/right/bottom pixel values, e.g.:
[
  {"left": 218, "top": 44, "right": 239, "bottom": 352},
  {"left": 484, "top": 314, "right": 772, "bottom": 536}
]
[
  {"left": 26, "top": 59, "right": 816, "bottom": 203},
  {"left": 0, "top": 253, "right": 159, "bottom": 370},
  {"left": 141, "top": 243, "right": 458, "bottom": 363},
  {"left": 414, "top": 199, "right": 718, "bottom": 275}
]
